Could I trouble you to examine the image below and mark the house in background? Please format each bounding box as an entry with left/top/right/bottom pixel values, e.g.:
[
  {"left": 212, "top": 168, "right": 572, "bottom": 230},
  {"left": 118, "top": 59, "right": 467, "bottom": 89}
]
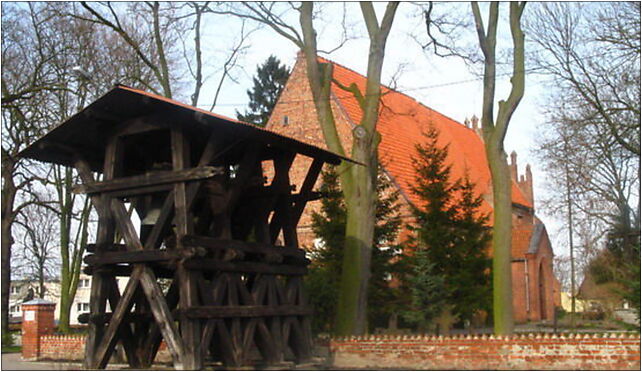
[
  {"left": 265, "top": 53, "right": 561, "bottom": 323},
  {"left": 9, "top": 274, "right": 124, "bottom": 327}
]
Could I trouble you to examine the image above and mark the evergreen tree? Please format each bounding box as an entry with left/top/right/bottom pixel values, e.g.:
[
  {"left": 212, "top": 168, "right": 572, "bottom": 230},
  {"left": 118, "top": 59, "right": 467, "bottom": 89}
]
[
  {"left": 236, "top": 55, "right": 290, "bottom": 127},
  {"left": 403, "top": 125, "right": 492, "bottom": 329},
  {"left": 402, "top": 251, "right": 449, "bottom": 331},
  {"left": 305, "top": 166, "right": 403, "bottom": 334}
]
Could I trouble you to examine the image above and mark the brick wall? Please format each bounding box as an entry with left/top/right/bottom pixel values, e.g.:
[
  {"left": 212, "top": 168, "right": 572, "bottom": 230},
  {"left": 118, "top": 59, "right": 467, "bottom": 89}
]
[
  {"left": 330, "top": 333, "right": 641, "bottom": 370},
  {"left": 21, "top": 301, "right": 56, "bottom": 360},
  {"left": 39, "top": 335, "right": 172, "bottom": 364},
  {"left": 40, "top": 335, "right": 85, "bottom": 361}
]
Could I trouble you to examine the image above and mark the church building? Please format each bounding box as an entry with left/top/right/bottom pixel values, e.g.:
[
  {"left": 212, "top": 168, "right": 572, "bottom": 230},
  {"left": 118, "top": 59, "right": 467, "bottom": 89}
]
[{"left": 265, "top": 53, "right": 561, "bottom": 323}]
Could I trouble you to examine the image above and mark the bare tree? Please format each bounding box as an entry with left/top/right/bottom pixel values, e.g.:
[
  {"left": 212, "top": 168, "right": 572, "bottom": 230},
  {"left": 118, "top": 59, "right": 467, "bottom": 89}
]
[
  {"left": 527, "top": 2, "right": 640, "bottom": 158},
  {"left": 75, "top": 1, "right": 254, "bottom": 110},
  {"left": 553, "top": 255, "right": 572, "bottom": 294},
  {"left": 3, "top": 2, "right": 166, "bottom": 333},
  {"left": 530, "top": 2, "right": 640, "bottom": 225},
  {"left": 14, "top": 197, "right": 60, "bottom": 299},
  {"left": 1, "top": 2, "right": 66, "bottom": 334},
  {"left": 530, "top": 2, "right": 640, "bottom": 326},
  {"left": 471, "top": 1, "right": 526, "bottom": 335},
  {"left": 75, "top": 1, "right": 180, "bottom": 97}
]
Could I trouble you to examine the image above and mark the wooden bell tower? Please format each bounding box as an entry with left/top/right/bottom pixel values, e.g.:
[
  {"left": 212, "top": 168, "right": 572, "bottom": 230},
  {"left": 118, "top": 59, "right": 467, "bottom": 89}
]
[{"left": 19, "top": 85, "right": 352, "bottom": 369}]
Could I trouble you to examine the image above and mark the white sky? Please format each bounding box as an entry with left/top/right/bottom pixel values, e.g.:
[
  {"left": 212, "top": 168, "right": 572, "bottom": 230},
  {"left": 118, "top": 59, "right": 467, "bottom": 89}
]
[{"left": 186, "top": 3, "right": 567, "bottom": 256}]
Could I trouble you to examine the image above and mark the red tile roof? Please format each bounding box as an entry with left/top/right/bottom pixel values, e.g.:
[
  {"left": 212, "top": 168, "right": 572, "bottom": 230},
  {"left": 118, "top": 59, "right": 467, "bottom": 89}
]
[{"left": 322, "top": 57, "right": 533, "bottom": 217}]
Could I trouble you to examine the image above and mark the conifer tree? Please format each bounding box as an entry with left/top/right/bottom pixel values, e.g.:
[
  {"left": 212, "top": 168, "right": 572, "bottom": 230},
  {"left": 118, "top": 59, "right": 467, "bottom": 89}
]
[
  {"left": 236, "top": 55, "right": 290, "bottom": 126},
  {"left": 404, "top": 125, "right": 492, "bottom": 329},
  {"left": 306, "top": 166, "right": 403, "bottom": 334}
]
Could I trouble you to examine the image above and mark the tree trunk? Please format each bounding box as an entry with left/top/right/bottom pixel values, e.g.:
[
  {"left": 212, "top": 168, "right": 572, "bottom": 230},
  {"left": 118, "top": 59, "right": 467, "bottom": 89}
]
[
  {"left": 485, "top": 141, "right": 514, "bottom": 334},
  {"left": 1, "top": 158, "right": 17, "bottom": 335},
  {"left": 1, "top": 218, "right": 13, "bottom": 335},
  {"left": 472, "top": 1, "right": 525, "bottom": 335},
  {"left": 336, "top": 144, "right": 378, "bottom": 335},
  {"left": 298, "top": 1, "right": 397, "bottom": 336},
  {"left": 56, "top": 166, "right": 73, "bottom": 333},
  {"left": 39, "top": 268, "right": 45, "bottom": 299}
]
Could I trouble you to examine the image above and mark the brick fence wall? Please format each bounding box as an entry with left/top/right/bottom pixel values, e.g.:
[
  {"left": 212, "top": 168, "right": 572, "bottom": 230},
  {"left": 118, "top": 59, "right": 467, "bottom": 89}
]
[
  {"left": 39, "top": 335, "right": 172, "bottom": 364},
  {"left": 36, "top": 332, "right": 642, "bottom": 369},
  {"left": 330, "top": 333, "right": 641, "bottom": 370},
  {"left": 40, "top": 335, "right": 85, "bottom": 361}
]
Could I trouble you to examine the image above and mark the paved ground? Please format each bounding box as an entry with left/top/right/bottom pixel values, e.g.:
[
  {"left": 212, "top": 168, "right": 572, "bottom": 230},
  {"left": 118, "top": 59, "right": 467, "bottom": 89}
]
[
  {"left": 1, "top": 353, "right": 83, "bottom": 370},
  {"left": 1, "top": 353, "right": 142, "bottom": 370},
  {"left": 1, "top": 353, "right": 328, "bottom": 370}
]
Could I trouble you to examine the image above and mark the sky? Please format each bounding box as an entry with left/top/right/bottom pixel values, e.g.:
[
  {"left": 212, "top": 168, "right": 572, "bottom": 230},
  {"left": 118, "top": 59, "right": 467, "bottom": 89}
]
[{"left": 181, "top": 3, "right": 567, "bottom": 256}]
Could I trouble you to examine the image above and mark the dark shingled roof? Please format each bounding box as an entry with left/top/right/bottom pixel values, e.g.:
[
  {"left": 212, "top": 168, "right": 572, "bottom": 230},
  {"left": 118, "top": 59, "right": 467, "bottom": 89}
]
[
  {"left": 528, "top": 223, "right": 546, "bottom": 254},
  {"left": 19, "top": 85, "right": 355, "bottom": 171}
]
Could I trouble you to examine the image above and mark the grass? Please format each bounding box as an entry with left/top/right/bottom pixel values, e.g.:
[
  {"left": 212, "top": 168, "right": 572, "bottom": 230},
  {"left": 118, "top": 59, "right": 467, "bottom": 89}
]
[
  {"left": 1, "top": 345, "right": 21, "bottom": 354},
  {"left": 1, "top": 330, "right": 21, "bottom": 354},
  {"left": 611, "top": 318, "right": 641, "bottom": 332}
]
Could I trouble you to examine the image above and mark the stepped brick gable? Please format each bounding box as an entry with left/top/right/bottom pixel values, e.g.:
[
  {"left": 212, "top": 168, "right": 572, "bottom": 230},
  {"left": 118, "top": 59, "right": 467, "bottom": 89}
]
[{"left": 266, "top": 53, "right": 560, "bottom": 323}]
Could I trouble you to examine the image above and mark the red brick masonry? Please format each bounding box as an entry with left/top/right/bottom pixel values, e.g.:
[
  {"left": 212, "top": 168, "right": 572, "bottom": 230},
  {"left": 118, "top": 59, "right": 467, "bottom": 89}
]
[
  {"left": 21, "top": 302, "right": 55, "bottom": 360},
  {"left": 36, "top": 332, "right": 641, "bottom": 369},
  {"left": 39, "top": 336, "right": 172, "bottom": 363},
  {"left": 330, "top": 333, "right": 641, "bottom": 370}
]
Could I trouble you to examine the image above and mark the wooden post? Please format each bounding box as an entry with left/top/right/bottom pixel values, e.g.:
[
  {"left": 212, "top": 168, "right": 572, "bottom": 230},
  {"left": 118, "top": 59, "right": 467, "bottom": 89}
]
[
  {"left": 79, "top": 135, "right": 119, "bottom": 369},
  {"left": 69, "top": 117, "right": 325, "bottom": 369},
  {"left": 172, "top": 125, "right": 202, "bottom": 370}
]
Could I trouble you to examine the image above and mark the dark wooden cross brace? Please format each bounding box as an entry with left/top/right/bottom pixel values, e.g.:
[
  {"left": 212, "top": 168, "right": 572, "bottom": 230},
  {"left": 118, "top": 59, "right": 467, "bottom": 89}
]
[
  {"left": 73, "top": 117, "right": 325, "bottom": 369},
  {"left": 75, "top": 161, "right": 185, "bottom": 369},
  {"left": 75, "top": 124, "right": 226, "bottom": 369}
]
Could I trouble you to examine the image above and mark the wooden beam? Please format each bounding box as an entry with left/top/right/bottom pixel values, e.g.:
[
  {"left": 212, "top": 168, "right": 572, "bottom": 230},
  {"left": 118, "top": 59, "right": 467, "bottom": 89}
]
[
  {"left": 85, "top": 243, "right": 126, "bottom": 253},
  {"left": 112, "top": 114, "right": 172, "bottom": 137},
  {"left": 74, "top": 166, "right": 224, "bottom": 195},
  {"left": 143, "top": 130, "right": 220, "bottom": 251},
  {"left": 226, "top": 145, "right": 262, "bottom": 209},
  {"left": 171, "top": 125, "right": 202, "bottom": 370},
  {"left": 93, "top": 267, "right": 142, "bottom": 369},
  {"left": 139, "top": 267, "right": 185, "bottom": 368},
  {"left": 269, "top": 158, "right": 323, "bottom": 244},
  {"left": 75, "top": 139, "right": 120, "bottom": 369},
  {"left": 110, "top": 199, "right": 144, "bottom": 251},
  {"left": 104, "top": 184, "right": 173, "bottom": 198},
  {"left": 183, "top": 305, "right": 312, "bottom": 319},
  {"left": 105, "top": 276, "right": 142, "bottom": 368},
  {"left": 267, "top": 153, "right": 297, "bottom": 244},
  {"left": 292, "top": 158, "right": 324, "bottom": 224},
  {"left": 78, "top": 311, "right": 153, "bottom": 324},
  {"left": 83, "top": 264, "right": 175, "bottom": 279},
  {"left": 183, "top": 259, "right": 307, "bottom": 275},
  {"left": 84, "top": 251, "right": 179, "bottom": 266},
  {"left": 100, "top": 187, "right": 184, "bottom": 369},
  {"left": 141, "top": 275, "right": 180, "bottom": 366},
  {"left": 181, "top": 235, "right": 307, "bottom": 261}
]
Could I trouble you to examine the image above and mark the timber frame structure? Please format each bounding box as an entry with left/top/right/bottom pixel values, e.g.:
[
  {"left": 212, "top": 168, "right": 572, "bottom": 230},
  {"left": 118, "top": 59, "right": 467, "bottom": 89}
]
[{"left": 20, "top": 85, "right": 353, "bottom": 369}]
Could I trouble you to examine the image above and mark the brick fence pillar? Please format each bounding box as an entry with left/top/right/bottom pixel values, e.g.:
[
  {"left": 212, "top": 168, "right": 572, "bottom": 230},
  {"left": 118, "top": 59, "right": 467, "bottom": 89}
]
[{"left": 21, "top": 299, "right": 56, "bottom": 360}]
